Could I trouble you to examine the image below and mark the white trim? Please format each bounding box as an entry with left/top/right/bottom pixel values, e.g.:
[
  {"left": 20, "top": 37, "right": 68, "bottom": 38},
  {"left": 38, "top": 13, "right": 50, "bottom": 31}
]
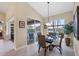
[
  {"left": 6, "top": 16, "right": 14, "bottom": 22},
  {"left": 73, "top": 44, "right": 77, "bottom": 56},
  {"left": 14, "top": 45, "right": 27, "bottom": 51},
  {"left": 73, "top": 37, "right": 79, "bottom": 56}
]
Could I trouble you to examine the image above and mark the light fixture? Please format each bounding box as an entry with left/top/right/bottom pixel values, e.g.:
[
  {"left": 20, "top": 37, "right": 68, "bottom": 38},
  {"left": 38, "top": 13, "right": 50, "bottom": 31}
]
[
  {"left": 47, "top": 2, "right": 50, "bottom": 22},
  {"left": 44, "top": 2, "right": 50, "bottom": 29}
]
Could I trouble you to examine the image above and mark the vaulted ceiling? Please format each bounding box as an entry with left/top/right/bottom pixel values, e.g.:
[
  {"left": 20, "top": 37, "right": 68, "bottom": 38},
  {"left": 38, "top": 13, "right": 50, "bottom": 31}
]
[
  {"left": 28, "top": 2, "right": 74, "bottom": 17},
  {"left": 0, "top": 2, "right": 74, "bottom": 17},
  {"left": 0, "top": 2, "right": 13, "bottom": 13}
]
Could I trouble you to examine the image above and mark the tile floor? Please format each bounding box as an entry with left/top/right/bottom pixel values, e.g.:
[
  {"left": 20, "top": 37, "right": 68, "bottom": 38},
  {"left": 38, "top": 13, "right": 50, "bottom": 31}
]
[
  {"left": 0, "top": 39, "right": 75, "bottom": 56},
  {"left": 0, "top": 39, "right": 14, "bottom": 56}
]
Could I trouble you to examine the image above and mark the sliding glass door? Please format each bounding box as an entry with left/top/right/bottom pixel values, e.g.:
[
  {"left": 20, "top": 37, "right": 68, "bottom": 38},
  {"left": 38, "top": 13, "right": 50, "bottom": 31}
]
[{"left": 27, "top": 18, "right": 41, "bottom": 45}]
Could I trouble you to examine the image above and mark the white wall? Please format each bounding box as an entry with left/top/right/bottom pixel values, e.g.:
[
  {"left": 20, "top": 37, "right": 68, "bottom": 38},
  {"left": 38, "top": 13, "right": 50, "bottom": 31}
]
[{"left": 13, "top": 3, "right": 44, "bottom": 49}]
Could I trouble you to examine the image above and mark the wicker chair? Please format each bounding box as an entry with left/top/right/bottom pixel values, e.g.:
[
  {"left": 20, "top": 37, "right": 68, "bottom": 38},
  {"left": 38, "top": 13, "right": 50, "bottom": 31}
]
[
  {"left": 38, "top": 35, "right": 50, "bottom": 56},
  {"left": 51, "top": 34, "right": 64, "bottom": 54}
]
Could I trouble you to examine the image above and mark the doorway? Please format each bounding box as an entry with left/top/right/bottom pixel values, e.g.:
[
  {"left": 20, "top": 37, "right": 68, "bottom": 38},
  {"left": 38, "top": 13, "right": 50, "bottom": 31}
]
[
  {"left": 0, "top": 21, "right": 3, "bottom": 39},
  {"left": 0, "top": 17, "right": 14, "bottom": 54},
  {"left": 6, "top": 17, "right": 14, "bottom": 42},
  {"left": 27, "top": 18, "right": 41, "bottom": 45}
]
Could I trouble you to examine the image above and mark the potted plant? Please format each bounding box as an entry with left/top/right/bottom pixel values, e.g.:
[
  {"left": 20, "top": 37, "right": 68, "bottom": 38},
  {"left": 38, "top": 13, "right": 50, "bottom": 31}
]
[{"left": 64, "top": 23, "right": 73, "bottom": 46}]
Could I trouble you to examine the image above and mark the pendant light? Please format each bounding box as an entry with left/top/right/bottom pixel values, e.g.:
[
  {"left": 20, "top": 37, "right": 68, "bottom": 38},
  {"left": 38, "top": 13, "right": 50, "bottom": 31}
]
[
  {"left": 47, "top": 2, "right": 50, "bottom": 22},
  {"left": 44, "top": 2, "right": 50, "bottom": 29}
]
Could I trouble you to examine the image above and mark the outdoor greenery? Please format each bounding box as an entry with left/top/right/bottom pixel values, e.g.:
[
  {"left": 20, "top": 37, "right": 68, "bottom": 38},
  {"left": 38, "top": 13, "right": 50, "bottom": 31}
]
[{"left": 64, "top": 24, "right": 73, "bottom": 34}]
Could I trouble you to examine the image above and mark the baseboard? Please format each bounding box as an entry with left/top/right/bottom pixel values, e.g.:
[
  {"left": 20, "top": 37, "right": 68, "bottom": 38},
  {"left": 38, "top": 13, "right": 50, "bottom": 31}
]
[
  {"left": 73, "top": 37, "right": 78, "bottom": 56},
  {"left": 14, "top": 45, "right": 27, "bottom": 51}
]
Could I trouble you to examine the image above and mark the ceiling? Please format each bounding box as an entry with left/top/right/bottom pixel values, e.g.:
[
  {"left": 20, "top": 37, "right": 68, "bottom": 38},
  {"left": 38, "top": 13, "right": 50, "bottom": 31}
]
[
  {"left": 0, "top": 2, "right": 13, "bottom": 13},
  {"left": 0, "top": 2, "right": 74, "bottom": 17},
  {"left": 28, "top": 2, "right": 74, "bottom": 17}
]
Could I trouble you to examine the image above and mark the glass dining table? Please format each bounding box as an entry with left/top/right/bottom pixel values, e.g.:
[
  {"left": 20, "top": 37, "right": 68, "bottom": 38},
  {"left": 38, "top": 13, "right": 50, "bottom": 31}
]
[
  {"left": 45, "top": 37, "right": 54, "bottom": 44},
  {"left": 45, "top": 35, "right": 58, "bottom": 51}
]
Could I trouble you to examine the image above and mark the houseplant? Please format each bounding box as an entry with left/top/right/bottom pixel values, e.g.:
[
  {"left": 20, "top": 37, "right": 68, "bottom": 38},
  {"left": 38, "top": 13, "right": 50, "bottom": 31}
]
[{"left": 64, "top": 23, "right": 73, "bottom": 46}]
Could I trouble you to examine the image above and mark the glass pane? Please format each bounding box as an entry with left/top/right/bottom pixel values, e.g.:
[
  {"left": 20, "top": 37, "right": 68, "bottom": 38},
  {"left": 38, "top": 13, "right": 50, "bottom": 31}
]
[
  {"left": 54, "top": 20, "right": 57, "bottom": 26},
  {"left": 48, "top": 19, "right": 65, "bottom": 34},
  {"left": 58, "top": 19, "right": 64, "bottom": 25},
  {"left": 35, "top": 22, "right": 41, "bottom": 41},
  {"left": 27, "top": 18, "right": 41, "bottom": 45}
]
